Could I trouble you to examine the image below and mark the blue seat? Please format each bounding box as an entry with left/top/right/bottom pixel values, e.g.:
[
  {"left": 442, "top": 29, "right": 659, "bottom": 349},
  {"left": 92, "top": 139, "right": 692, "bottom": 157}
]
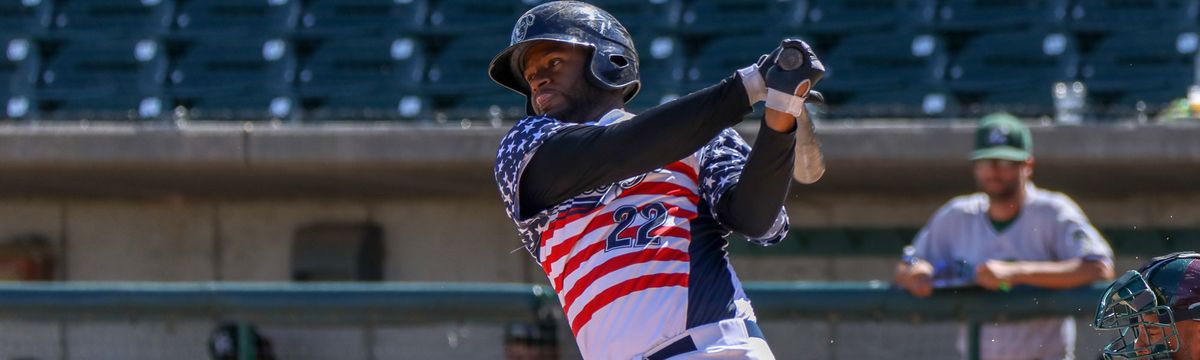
[
  {"left": 425, "top": 0, "right": 524, "bottom": 35},
  {"left": 946, "top": 31, "right": 1077, "bottom": 93},
  {"left": 0, "top": 0, "right": 52, "bottom": 37},
  {"left": 1069, "top": 0, "right": 1198, "bottom": 33},
  {"left": 48, "top": 0, "right": 172, "bottom": 38},
  {"left": 297, "top": 37, "right": 427, "bottom": 120},
  {"left": 803, "top": 0, "right": 934, "bottom": 34},
  {"left": 171, "top": 0, "right": 299, "bottom": 39},
  {"left": 933, "top": 0, "right": 1068, "bottom": 32},
  {"left": 829, "top": 89, "right": 959, "bottom": 119},
  {"left": 627, "top": 35, "right": 686, "bottom": 112},
  {"left": 680, "top": 0, "right": 802, "bottom": 35},
  {"left": 1082, "top": 31, "right": 1195, "bottom": 117},
  {"left": 297, "top": 0, "right": 426, "bottom": 37},
  {"left": 167, "top": 38, "right": 296, "bottom": 120}
]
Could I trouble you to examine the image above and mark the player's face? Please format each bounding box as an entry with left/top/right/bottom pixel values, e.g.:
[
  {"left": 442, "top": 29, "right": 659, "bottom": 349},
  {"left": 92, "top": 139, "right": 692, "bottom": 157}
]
[
  {"left": 521, "top": 41, "right": 593, "bottom": 120},
  {"left": 972, "top": 158, "right": 1031, "bottom": 200}
]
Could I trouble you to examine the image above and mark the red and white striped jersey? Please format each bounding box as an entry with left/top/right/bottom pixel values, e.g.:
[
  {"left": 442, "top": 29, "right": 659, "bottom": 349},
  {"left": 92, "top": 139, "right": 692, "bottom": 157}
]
[{"left": 495, "top": 110, "right": 788, "bottom": 359}]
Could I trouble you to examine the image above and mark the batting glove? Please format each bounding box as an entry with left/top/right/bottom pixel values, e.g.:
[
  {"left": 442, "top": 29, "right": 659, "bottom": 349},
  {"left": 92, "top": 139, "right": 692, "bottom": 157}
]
[{"left": 763, "top": 39, "right": 824, "bottom": 117}]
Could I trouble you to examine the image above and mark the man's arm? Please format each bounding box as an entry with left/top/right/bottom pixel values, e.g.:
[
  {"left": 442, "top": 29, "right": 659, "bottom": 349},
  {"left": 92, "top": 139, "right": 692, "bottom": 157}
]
[
  {"left": 709, "top": 112, "right": 799, "bottom": 239},
  {"left": 519, "top": 75, "right": 753, "bottom": 218},
  {"left": 976, "top": 258, "right": 1116, "bottom": 290}
]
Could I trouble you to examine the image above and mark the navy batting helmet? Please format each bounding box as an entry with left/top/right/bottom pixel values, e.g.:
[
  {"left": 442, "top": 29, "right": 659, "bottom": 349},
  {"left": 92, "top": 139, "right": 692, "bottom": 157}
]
[{"left": 488, "top": 1, "right": 640, "bottom": 113}]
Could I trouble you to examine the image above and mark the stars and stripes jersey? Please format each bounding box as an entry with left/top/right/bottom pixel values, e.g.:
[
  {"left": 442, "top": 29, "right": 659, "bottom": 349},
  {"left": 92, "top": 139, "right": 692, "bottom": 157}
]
[{"left": 494, "top": 111, "right": 788, "bottom": 359}]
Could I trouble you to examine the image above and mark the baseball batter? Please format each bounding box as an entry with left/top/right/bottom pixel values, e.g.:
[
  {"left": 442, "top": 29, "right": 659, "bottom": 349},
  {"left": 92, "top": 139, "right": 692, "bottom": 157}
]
[{"left": 489, "top": 1, "right": 824, "bottom": 359}]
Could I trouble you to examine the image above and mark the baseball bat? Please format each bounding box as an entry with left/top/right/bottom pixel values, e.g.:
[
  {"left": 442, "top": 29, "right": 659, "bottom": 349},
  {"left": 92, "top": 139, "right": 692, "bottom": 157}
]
[{"left": 770, "top": 46, "right": 826, "bottom": 184}]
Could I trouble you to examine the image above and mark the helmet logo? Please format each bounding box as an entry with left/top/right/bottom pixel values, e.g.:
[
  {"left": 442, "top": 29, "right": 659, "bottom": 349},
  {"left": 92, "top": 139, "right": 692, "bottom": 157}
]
[{"left": 512, "top": 14, "right": 535, "bottom": 44}]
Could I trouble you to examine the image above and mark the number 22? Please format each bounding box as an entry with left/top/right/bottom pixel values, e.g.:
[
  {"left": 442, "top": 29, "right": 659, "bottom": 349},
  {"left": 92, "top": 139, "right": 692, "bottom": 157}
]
[{"left": 606, "top": 203, "right": 668, "bottom": 251}]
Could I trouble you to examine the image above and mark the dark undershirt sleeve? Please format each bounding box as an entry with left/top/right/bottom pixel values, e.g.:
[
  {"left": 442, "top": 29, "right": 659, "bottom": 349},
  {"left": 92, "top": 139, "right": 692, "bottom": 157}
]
[
  {"left": 714, "top": 119, "right": 796, "bottom": 238},
  {"left": 519, "top": 75, "right": 752, "bottom": 218}
]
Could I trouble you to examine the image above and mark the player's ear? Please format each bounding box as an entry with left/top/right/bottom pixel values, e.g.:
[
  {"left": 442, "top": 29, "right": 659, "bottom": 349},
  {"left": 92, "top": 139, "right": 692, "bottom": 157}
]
[{"left": 1023, "top": 157, "right": 1035, "bottom": 177}]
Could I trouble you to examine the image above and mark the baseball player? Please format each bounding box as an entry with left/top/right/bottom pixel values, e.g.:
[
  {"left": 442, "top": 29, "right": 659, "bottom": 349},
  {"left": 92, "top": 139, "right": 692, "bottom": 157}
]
[
  {"left": 1094, "top": 251, "right": 1200, "bottom": 360},
  {"left": 489, "top": 1, "right": 824, "bottom": 359},
  {"left": 893, "top": 113, "right": 1116, "bottom": 360}
]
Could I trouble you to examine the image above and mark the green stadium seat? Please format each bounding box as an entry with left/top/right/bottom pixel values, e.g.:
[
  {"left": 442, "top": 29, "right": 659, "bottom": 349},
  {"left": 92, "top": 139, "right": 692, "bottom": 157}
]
[
  {"left": 590, "top": 0, "right": 682, "bottom": 34},
  {"left": 820, "top": 33, "right": 946, "bottom": 94},
  {"left": 972, "top": 89, "right": 1056, "bottom": 117},
  {"left": 297, "top": 37, "right": 427, "bottom": 120},
  {"left": 933, "top": 0, "right": 1068, "bottom": 32},
  {"left": 34, "top": 38, "right": 166, "bottom": 120},
  {"left": 171, "top": 0, "right": 299, "bottom": 39},
  {"left": 802, "top": 0, "right": 934, "bottom": 35},
  {"left": 628, "top": 35, "right": 685, "bottom": 112},
  {"left": 828, "top": 89, "right": 959, "bottom": 119},
  {"left": 1081, "top": 31, "right": 1195, "bottom": 116},
  {"left": 0, "top": 0, "right": 52, "bottom": 37},
  {"left": 1068, "top": 0, "right": 1198, "bottom": 33},
  {"left": 297, "top": 0, "right": 426, "bottom": 37},
  {"left": 944, "top": 31, "right": 1077, "bottom": 116},
  {"left": 442, "top": 90, "right": 524, "bottom": 120},
  {"left": 426, "top": 36, "right": 507, "bottom": 96},
  {"left": 683, "top": 35, "right": 778, "bottom": 92},
  {"left": 425, "top": 0, "right": 525, "bottom": 35},
  {"left": 48, "top": 0, "right": 172, "bottom": 38},
  {"left": 679, "top": 0, "right": 802, "bottom": 35},
  {"left": 1, "top": 37, "right": 39, "bottom": 119},
  {"left": 167, "top": 38, "right": 296, "bottom": 121}
]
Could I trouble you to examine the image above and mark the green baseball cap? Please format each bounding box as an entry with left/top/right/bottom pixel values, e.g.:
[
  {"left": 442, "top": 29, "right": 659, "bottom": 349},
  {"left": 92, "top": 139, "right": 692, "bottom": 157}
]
[{"left": 970, "top": 113, "right": 1032, "bottom": 161}]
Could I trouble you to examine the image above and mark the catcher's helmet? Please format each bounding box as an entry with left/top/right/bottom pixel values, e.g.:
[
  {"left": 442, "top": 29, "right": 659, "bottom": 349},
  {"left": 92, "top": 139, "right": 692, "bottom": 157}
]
[
  {"left": 1094, "top": 251, "right": 1200, "bottom": 360},
  {"left": 488, "top": 1, "right": 640, "bottom": 114}
]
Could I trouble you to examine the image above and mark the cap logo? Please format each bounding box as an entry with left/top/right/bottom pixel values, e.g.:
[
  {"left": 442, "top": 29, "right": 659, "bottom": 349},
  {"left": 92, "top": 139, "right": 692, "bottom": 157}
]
[
  {"left": 512, "top": 14, "right": 535, "bottom": 44},
  {"left": 988, "top": 127, "right": 1009, "bottom": 146}
]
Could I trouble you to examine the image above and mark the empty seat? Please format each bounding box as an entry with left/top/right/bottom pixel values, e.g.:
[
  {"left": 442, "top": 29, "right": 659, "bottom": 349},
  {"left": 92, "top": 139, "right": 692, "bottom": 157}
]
[
  {"left": 167, "top": 38, "right": 296, "bottom": 120},
  {"left": 426, "top": 36, "right": 507, "bottom": 95},
  {"left": 171, "top": 0, "right": 299, "bottom": 39},
  {"left": 1082, "top": 31, "right": 1194, "bottom": 95},
  {"left": 933, "top": 0, "right": 1068, "bottom": 32},
  {"left": 425, "top": 0, "right": 524, "bottom": 35},
  {"left": 34, "top": 38, "right": 166, "bottom": 120},
  {"left": 829, "top": 89, "right": 959, "bottom": 119},
  {"left": 48, "top": 0, "right": 172, "bottom": 38},
  {"left": 945, "top": 31, "right": 1077, "bottom": 115},
  {"left": 591, "top": 0, "right": 682, "bottom": 33},
  {"left": 820, "top": 32, "right": 946, "bottom": 94},
  {"left": 803, "top": 0, "right": 934, "bottom": 34},
  {"left": 1069, "top": 0, "right": 1198, "bottom": 33},
  {"left": 297, "top": 37, "right": 426, "bottom": 120},
  {"left": 680, "top": 0, "right": 802, "bottom": 35},
  {"left": 0, "top": 0, "right": 52, "bottom": 37},
  {"left": 442, "top": 90, "right": 524, "bottom": 120},
  {"left": 684, "top": 35, "right": 779, "bottom": 92},
  {"left": 297, "top": 0, "right": 426, "bottom": 37}
]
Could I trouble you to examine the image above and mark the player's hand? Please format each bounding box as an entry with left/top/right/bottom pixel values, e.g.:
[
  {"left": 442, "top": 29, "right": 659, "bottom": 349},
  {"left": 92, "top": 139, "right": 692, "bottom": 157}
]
[
  {"left": 975, "top": 260, "right": 1015, "bottom": 291},
  {"left": 762, "top": 39, "right": 825, "bottom": 118},
  {"left": 895, "top": 260, "right": 934, "bottom": 298}
]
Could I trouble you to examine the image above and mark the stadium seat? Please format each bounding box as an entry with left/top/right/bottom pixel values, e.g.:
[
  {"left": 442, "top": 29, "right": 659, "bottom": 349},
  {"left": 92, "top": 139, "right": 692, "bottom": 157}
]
[
  {"left": 932, "top": 0, "right": 1068, "bottom": 32},
  {"left": 1, "top": 37, "right": 39, "bottom": 119},
  {"left": 0, "top": 0, "right": 52, "bottom": 37},
  {"left": 590, "top": 0, "right": 682, "bottom": 34},
  {"left": 1069, "top": 0, "right": 1198, "bottom": 33},
  {"left": 442, "top": 90, "right": 524, "bottom": 120},
  {"left": 426, "top": 36, "right": 507, "bottom": 96},
  {"left": 679, "top": 0, "right": 803, "bottom": 35},
  {"left": 171, "top": 0, "right": 299, "bottom": 39},
  {"left": 819, "top": 33, "right": 946, "bottom": 94},
  {"left": 167, "top": 38, "right": 297, "bottom": 121},
  {"left": 297, "top": 37, "right": 427, "bottom": 120},
  {"left": 425, "top": 0, "right": 525, "bottom": 35},
  {"left": 297, "top": 0, "right": 426, "bottom": 38},
  {"left": 683, "top": 35, "right": 778, "bottom": 92},
  {"left": 628, "top": 35, "right": 685, "bottom": 112},
  {"left": 48, "top": 0, "right": 172, "bottom": 38},
  {"left": 1080, "top": 31, "right": 1195, "bottom": 115},
  {"left": 945, "top": 31, "right": 1077, "bottom": 116},
  {"left": 33, "top": 38, "right": 167, "bottom": 120},
  {"left": 828, "top": 89, "right": 960, "bottom": 119},
  {"left": 802, "top": 0, "right": 935, "bottom": 35}
]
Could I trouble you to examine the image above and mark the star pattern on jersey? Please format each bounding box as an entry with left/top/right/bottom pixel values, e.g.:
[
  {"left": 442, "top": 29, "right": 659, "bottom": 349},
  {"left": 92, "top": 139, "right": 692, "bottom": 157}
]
[
  {"left": 495, "top": 116, "right": 574, "bottom": 258},
  {"left": 697, "top": 128, "right": 789, "bottom": 246}
]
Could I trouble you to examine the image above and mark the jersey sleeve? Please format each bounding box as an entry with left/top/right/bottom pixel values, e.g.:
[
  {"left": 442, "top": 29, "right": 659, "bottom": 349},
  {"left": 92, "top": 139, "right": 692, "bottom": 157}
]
[
  {"left": 494, "top": 116, "right": 576, "bottom": 255},
  {"left": 912, "top": 202, "right": 957, "bottom": 262},
  {"left": 1052, "top": 197, "right": 1114, "bottom": 264},
  {"left": 698, "top": 128, "right": 789, "bottom": 245}
]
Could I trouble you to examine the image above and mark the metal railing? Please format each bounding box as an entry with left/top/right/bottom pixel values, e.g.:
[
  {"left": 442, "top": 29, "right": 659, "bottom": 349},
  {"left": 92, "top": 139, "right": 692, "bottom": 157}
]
[{"left": 0, "top": 281, "right": 1108, "bottom": 360}]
